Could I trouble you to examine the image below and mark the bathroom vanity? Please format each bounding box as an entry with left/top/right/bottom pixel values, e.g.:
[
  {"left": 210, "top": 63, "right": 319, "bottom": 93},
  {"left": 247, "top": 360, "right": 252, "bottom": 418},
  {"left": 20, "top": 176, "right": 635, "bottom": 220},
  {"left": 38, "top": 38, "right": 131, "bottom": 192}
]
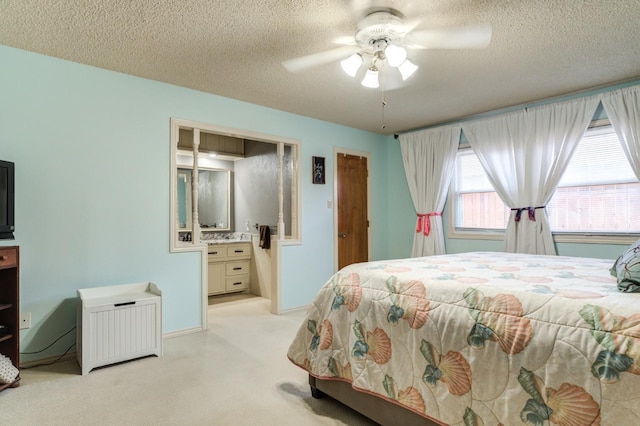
[{"left": 207, "top": 242, "right": 252, "bottom": 295}]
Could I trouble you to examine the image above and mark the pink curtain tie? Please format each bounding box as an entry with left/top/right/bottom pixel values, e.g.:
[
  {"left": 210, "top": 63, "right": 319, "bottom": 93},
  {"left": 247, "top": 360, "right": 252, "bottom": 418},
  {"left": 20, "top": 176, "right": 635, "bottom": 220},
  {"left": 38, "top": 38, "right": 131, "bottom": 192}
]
[{"left": 416, "top": 212, "right": 442, "bottom": 236}]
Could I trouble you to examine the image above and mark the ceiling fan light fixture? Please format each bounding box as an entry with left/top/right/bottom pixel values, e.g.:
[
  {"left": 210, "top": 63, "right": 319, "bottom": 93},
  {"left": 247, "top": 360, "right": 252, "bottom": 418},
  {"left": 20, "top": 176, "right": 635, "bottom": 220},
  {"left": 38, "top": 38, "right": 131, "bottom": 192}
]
[
  {"left": 385, "top": 44, "right": 407, "bottom": 68},
  {"left": 398, "top": 59, "right": 418, "bottom": 80},
  {"left": 340, "top": 53, "right": 363, "bottom": 77},
  {"left": 361, "top": 66, "right": 379, "bottom": 88}
]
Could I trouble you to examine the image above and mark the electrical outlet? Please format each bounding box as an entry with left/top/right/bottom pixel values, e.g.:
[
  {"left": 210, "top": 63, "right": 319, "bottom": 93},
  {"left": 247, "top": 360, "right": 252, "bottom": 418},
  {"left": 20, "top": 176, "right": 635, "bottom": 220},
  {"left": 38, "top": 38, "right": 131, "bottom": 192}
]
[{"left": 20, "top": 312, "right": 31, "bottom": 329}]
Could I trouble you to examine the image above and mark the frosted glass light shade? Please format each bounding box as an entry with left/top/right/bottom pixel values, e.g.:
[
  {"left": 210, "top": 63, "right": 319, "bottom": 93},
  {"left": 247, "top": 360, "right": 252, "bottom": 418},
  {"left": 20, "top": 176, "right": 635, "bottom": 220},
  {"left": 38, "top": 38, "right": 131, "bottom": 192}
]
[
  {"left": 398, "top": 59, "right": 418, "bottom": 80},
  {"left": 385, "top": 45, "right": 407, "bottom": 68},
  {"left": 361, "top": 68, "right": 379, "bottom": 88},
  {"left": 340, "top": 53, "right": 363, "bottom": 77}
]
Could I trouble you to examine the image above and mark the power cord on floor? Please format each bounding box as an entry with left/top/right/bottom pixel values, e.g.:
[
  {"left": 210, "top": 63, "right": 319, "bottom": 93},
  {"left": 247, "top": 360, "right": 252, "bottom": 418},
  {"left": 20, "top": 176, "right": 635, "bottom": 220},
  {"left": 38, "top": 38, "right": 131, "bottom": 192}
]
[
  {"left": 19, "top": 325, "right": 77, "bottom": 369},
  {"left": 20, "top": 343, "right": 76, "bottom": 369}
]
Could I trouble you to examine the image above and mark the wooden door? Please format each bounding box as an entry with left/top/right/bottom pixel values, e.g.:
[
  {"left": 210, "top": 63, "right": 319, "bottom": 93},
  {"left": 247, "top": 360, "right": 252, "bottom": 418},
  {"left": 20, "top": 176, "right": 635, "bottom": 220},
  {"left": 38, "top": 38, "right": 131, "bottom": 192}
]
[{"left": 337, "top": 153, "right": 369, "bottom": 269}]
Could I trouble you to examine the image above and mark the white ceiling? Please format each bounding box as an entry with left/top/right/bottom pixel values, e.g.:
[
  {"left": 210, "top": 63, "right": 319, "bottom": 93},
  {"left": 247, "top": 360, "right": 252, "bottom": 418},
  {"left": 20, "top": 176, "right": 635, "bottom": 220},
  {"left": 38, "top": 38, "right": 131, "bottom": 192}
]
[{"left": 1, "top": 0, "right": 639, "bottom": 135}]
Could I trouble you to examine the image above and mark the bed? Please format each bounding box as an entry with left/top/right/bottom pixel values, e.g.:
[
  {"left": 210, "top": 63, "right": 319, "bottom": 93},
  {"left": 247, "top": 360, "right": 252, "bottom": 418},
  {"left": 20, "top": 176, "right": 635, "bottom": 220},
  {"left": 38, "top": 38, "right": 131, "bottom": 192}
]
[{"left": 287, "top": 251, "right": 640, "bottom": 425}]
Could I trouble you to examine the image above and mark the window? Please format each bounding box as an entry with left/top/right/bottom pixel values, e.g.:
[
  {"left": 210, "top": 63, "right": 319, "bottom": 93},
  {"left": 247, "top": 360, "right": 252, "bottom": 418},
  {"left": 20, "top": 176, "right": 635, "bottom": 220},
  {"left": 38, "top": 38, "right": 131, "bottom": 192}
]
[
  {"left": 453, "top": 148, "right": 509, "bottom": 230},
  {"left": 451, "top": 123, "right": 640, "bottom": 237}
]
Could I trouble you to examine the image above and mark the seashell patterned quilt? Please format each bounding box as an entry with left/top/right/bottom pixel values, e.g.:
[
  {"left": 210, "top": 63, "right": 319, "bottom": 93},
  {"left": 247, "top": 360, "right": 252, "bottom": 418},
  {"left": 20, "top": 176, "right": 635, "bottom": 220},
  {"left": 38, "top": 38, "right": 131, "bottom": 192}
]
[{"left": 287, "top": 252, "right": 640, "bottom": 425}]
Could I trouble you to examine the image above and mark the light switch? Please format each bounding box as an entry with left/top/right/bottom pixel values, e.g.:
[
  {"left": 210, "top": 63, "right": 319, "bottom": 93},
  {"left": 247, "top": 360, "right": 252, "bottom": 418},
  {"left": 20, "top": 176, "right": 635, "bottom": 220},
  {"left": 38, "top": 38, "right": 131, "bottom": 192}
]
[{"left": 327, "top": 200, "right": 332, "bottom": 208}]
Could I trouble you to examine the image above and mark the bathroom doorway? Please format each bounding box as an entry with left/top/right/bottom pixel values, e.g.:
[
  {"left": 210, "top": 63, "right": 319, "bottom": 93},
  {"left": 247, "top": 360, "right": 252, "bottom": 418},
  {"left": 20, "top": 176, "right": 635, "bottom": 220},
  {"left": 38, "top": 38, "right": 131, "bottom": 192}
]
[{"left": 169, "top": 118, "right": 301, "bottom": 329}]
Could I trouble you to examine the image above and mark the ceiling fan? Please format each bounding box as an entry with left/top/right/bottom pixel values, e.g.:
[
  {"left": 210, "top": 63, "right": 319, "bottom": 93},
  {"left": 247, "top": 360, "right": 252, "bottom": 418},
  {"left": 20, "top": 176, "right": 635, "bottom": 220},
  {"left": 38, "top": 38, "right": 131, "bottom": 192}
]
[{"left": 282, "top": 6, "right": 492, "bottom": 89}]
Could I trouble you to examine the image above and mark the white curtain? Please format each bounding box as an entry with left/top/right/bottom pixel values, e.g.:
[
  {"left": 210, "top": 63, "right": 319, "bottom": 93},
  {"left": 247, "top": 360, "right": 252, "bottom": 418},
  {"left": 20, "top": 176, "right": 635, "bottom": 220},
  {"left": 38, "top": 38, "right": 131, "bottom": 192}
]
[
  {"left": 601, "top": 85, "right": 640, "bottom": 178},
  {"left": 462, "top": 97, "right": 600, "bottom": 254},
  {"left": 399, "top": 124, "right": 460, "bottom": 257}
]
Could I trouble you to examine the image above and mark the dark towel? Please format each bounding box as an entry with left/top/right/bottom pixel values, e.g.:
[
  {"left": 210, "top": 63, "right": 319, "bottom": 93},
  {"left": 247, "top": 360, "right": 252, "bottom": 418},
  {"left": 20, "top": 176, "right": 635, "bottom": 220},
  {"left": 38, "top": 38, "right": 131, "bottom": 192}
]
[{"left": 259, "top": 225, "right": 271, "bottom": 249}]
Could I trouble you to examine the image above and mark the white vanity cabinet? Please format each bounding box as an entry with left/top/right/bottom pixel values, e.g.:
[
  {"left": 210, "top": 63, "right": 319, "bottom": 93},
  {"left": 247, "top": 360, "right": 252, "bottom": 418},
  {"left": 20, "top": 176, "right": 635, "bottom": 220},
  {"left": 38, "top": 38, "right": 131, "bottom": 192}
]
[{"left": 208, "top": 243, "right": 251, "bottom": 295}]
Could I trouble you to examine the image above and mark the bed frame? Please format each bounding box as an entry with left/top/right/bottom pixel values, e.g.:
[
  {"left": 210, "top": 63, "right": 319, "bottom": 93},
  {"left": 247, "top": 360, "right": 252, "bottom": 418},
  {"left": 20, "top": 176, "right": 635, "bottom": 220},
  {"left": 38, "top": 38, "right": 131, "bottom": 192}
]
[{"left": 309, "top": 375, "right": 440, "bottom": 426}]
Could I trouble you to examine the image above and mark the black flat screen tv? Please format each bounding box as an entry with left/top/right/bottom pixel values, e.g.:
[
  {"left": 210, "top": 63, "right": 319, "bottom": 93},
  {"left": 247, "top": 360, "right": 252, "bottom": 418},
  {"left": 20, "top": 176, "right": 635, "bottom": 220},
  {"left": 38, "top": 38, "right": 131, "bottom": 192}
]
[{"left": 0, "top": 160, "right": 15, "bottom": 240}]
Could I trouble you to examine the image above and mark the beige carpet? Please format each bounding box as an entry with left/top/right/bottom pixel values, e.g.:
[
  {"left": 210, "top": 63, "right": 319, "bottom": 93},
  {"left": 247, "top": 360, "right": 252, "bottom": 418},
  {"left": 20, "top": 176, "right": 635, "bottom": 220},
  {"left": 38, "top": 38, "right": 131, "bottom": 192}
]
[{"left": 1, "top": 298, "right": 376, "bottom": 426}]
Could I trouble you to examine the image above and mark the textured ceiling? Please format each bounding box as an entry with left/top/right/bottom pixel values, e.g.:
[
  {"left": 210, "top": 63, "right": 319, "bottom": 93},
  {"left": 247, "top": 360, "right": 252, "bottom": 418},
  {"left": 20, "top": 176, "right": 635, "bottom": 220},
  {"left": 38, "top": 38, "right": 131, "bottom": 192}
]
[{"left": 1, "top": 0, "right": 639, "bottom": 135}]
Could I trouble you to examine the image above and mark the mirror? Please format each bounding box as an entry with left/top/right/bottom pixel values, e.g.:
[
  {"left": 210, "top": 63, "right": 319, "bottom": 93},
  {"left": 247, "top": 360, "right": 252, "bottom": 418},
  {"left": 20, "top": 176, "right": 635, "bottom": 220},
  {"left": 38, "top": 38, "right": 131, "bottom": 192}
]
[
  {"left": 178, "top": 167, "right": 231, "bottom": 231},
  {"left": 177, "top": 170, "right": 192, "bottom": 230}
]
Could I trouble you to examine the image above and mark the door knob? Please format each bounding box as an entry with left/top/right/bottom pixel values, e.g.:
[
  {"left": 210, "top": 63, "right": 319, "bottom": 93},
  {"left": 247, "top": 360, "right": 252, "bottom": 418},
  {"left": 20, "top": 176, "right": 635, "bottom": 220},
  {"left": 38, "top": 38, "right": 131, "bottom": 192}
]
[{"left": 339, "top": 233, "right": 347, "bottom": 238}]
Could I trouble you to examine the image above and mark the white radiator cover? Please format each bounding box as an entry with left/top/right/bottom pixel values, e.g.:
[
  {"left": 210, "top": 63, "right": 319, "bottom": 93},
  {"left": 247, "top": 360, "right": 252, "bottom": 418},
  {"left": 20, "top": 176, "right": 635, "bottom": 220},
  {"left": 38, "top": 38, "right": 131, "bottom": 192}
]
[{"left": 77, "top": 282, "right": 162, "bottom": 375}]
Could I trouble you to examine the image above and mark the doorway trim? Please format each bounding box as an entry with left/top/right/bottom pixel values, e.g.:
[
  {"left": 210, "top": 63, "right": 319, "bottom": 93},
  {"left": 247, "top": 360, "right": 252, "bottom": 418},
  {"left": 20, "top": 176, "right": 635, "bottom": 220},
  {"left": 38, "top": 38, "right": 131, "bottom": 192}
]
[
  {"left": 333, "top": 147, "right": 372, "bottom": 273},
  {"left": 170, "top": 118, "right": 301, "bottom": 329}
]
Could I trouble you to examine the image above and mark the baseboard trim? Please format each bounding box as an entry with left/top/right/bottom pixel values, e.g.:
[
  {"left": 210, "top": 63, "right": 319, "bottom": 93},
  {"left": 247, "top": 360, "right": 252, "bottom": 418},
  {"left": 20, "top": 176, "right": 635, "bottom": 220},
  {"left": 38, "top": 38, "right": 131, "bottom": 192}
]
[
  {"left": 163, "top": 326, "right": 203, "bottom": 339},
  {"left": 279, "top": 304, "right": 309, "bottom": 315}
]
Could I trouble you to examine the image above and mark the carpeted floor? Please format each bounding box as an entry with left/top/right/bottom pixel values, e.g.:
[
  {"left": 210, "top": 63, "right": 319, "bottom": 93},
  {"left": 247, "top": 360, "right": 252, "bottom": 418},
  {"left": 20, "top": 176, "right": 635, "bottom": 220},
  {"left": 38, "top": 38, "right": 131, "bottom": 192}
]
[{"left": 1, "top": 298, "right": 377, "bottom": 425}]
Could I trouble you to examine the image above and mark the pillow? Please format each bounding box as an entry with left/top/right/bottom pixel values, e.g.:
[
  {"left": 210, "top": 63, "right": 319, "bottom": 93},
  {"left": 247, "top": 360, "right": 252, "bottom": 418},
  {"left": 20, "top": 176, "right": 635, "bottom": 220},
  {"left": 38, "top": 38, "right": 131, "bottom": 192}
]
[
  {"left": 611, "top": 239, "right": 640, "bottom": 292},
  {"left": 0, "top": 353, "right": 18, "bottom": 384}
]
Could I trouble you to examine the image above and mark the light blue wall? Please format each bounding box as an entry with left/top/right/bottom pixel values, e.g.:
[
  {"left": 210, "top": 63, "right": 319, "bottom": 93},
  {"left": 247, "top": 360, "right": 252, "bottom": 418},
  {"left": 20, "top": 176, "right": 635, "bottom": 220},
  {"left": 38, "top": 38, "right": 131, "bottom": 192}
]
[
  {"left": 385, "top": 138, "right": 415, "bottom": 260},
  {"left": 0, "top": 45, "right": 410, "bottom": 362},
  {"left": 280, "top": 121, "right": 392, "bottom": 309}
]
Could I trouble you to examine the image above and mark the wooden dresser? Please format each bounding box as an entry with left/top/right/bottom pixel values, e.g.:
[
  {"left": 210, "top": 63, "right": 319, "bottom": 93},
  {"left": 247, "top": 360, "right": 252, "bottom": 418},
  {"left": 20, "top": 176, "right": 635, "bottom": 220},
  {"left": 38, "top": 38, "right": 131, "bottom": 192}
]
[{"left": 0, "top": 246, "right": 19, "bottom": 391}]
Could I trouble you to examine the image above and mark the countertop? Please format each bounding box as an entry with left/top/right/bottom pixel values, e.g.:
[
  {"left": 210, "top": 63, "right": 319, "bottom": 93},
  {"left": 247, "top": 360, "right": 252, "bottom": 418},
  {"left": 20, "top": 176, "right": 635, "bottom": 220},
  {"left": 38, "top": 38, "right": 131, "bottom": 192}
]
[{"left": 204, "top": 239, "right": 251, "bottom": 245}]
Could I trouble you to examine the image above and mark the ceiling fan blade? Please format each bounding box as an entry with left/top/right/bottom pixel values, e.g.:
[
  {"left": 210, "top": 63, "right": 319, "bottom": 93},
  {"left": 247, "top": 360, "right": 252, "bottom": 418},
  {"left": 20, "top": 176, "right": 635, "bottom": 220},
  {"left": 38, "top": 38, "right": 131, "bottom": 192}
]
[
  {"left": 409, "top": 23, "right": 492, "bottom": 49},
  {"left": 403, "top": 17, "right": 423, "bottom": 33},
  {"left": 282, "top": 45, "right": 359, "bottom": 73}
]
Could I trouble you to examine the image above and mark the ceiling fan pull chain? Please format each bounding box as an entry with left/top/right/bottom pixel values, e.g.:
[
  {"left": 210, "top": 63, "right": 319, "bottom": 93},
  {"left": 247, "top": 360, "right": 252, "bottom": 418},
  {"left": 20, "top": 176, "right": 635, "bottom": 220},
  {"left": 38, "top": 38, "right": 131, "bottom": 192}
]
[
  {"left": 381, "top": 74, "right": 387, "bottom": 130},
  {"left": 382, "top": 96, "right": 387, "bottom": 130}
]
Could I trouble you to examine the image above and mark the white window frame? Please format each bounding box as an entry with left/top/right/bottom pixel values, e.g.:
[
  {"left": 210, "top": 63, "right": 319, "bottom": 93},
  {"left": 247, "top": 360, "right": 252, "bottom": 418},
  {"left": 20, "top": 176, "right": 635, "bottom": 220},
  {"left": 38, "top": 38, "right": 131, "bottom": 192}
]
[{"left": 447, "top": 119, "right": 640, "bottom": 245}]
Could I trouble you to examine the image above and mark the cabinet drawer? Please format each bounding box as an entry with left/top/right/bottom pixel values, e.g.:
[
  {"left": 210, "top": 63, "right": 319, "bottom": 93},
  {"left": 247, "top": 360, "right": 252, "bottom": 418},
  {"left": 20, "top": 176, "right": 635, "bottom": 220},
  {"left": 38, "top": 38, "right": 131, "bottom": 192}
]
[
  {"left": 0, "top": 248, "right": 17, "bottom": 269},
  {"left": 225, "top": 276, "right": 249, "bottom": 292},
  {"left": 226, "top": 260, "right": 249, "bottom": 276},
  {"left": 207, "top": 246, "right": 225, "bottom": 260},
  {"left": 226, "top": 245, "right": 250, "bottom": 258}
]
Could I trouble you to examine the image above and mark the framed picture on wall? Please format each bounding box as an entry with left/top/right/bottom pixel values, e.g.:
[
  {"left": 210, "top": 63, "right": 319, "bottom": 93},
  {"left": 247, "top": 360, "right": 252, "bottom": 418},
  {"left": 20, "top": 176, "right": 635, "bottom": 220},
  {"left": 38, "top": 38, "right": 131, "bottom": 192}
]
[{"left": 312, "top": 156, "right": 325, "bottom": 184}]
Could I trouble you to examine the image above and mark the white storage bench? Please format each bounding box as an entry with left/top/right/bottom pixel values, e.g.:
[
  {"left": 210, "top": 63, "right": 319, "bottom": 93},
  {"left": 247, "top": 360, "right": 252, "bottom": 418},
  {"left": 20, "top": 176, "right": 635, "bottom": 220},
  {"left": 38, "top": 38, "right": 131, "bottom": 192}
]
[{"left": 77, "top": 282, "right": 162, "bottom": 375}]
